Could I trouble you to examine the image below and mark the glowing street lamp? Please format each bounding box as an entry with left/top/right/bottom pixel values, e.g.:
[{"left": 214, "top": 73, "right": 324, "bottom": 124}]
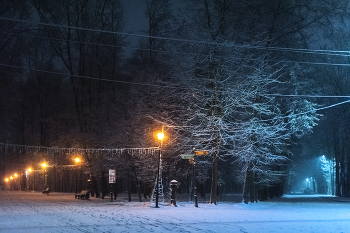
[
  {"left": 5, "top": 178, "right": 8, "bottom": 182},
  {"left": 157, "top": 133, "right": 164, "bottom": 140},
  {"left": 155, "top": 130, "right": 164, "bottom": 208}
]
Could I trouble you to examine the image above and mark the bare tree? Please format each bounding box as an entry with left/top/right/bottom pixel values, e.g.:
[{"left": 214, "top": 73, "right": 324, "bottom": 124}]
[{"left": 31, "top": 0, "right": 125, "bottom": 140}]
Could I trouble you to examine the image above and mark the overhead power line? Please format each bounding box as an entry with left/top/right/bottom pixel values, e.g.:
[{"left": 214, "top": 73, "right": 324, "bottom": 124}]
[
  {"left": 0, "top": 63, "right": 188, "bottom": 90},
  {"left": 4, "top": 30, "right": 350, "bottom": 66},
  {"left": 2, "top": 17, "right": 350, "bottom": 58},
  {"left": 265, "top": 94, "right": 350, "bottom": 98},
  {"left": 2, "top": 62, "right": 350, "bottom": 99},
  {"left": 282, "top": 99, "right": 350, "bottom": 119}
]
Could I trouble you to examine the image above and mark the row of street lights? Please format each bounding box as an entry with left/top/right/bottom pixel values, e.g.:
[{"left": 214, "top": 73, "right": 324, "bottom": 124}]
[
  {"left": 3, "top": 130, "right": 166, "bottom": 205},
  {"left": 4, "top": 172, "right": 18, "bottom": 182},
  {"left": 4, "top": 164, "right": 48, "bottom": 191},
  {"left": 3, "top": 160, "right": 83, "bottom": 191}
]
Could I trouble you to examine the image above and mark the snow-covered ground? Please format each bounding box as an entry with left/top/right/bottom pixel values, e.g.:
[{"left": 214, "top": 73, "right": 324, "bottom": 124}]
[{"left": 1, "top": 191, "right": 350, "bottom": 233}]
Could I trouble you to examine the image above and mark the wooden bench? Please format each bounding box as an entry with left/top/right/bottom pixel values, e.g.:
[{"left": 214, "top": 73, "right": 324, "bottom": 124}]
[
  {"left": 75, "top": 190, "right": 90, "bottom": 199},
  {"left": 42, "top": 188, "right": 50, "bottom": 195}
]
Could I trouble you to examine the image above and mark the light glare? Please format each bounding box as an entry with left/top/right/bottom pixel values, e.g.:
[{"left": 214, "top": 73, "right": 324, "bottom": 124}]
[{"left": 157, "top": 133, "right": 164, "bottom": 140}]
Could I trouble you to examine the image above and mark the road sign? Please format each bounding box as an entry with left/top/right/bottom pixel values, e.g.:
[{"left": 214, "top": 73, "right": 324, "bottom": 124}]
[
  {"left": 195, "top": 150, "right": 209, "bottom": 156},
  {"left": 180, "top": 154, "right": 194, "bottom": 159},
  {"left": 109, "top": 169, "right": 116, "bottom": 183}
]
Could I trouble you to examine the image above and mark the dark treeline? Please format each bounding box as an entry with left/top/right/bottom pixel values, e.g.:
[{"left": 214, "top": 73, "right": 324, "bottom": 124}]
[{"left": 1, "top": 0, "right": 350, "bottom": 202}]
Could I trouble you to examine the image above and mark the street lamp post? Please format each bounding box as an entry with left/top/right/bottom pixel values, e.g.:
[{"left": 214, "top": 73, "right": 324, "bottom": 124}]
[
  {"left": 33, "top": 168, "right": 35, "bottom": 191},
  {"left": 10, "top": 176, "right": 13, "bottom": 190},
  {"left": 193, "top": 159, "right": 198, "bottom": 207},
  {"left": 75, "top": 158, "right": 80, "bottom": 194},
  {"left": 27, "top": 168, "right": 32, "bottom": 190},
  {"left": 14, "top": 173, "right": 19, "bottom": 191},
  {"left": 4, "top": 177, "right": 9, "bottom": 190},
  {"left": 42, "top": 163, "right": 47, "bottom": 188},
  {"left": 155, "top": 131, "right": 164, "bottom": 208}
]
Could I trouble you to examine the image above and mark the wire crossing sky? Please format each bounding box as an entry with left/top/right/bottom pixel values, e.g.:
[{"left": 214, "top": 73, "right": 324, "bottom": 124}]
[{"left": 1, "top": 17, "right": 350, "bottom": 59}]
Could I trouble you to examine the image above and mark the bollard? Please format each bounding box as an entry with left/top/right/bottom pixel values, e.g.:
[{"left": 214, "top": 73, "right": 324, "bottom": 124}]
[
  {"left": 110, "top": 184, "right": 113, "bottom": 202},
  {"left": 194, "top": 187, "right": 198, "bottom": 207},
  {"left": 170, "top": 180, "right": 178, "bottom": 207}
]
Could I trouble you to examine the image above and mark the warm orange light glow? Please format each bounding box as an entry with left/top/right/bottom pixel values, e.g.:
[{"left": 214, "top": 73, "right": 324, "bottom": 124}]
[
  {"left": 157, "top": 133, "right": 164, "bottom": 140},
  {"left": 42, "top": 163, "right": 47, "bottom": 168},
  {"left": 75, "top": 158, "right": 80, "bottom": 163},
  {"left": 5, "top": 178, "right": 8, "bottom": 182},
  {"left": 14, "top": 173, "right": 17, "bottom": 177},
  {"left": 10, "top": 176, "right": 13, "bottom": 180},
  {"left": 28, "top": 168, "right": 32, "bottom": 172}
]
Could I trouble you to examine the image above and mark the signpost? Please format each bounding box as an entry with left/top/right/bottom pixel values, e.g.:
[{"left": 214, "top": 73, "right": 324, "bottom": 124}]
[
  {"left": 180, "top": 154, "right": 194, "bottom": 160},
  {"left": 180, "top": 150, "right": 209, "bottom": 207},
  {"left": 109, "top": 168, "right": 116, "bottom": 202},
  {"left": 109, "top": 169, "right": 116, "bottom": 183},
  {"left": 194, "top": 150, "right": 209, "bottom": 156}
]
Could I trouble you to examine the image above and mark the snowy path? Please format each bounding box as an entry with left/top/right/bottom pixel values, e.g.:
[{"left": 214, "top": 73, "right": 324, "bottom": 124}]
[{"left": 1, "top": 191, "right": 350, "bottom": 233}]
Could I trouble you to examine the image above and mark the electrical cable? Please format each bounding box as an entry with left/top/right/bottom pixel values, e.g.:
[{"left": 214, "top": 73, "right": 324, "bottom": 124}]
[
  {"left": 0, "top": 63, "right": 189, "bottom": 90},
  {"left": 2, "top": 62, "right": 350, "bottom": 99},
  {"left": 2, "top": 17, "right": 350, "bottom": 58}
]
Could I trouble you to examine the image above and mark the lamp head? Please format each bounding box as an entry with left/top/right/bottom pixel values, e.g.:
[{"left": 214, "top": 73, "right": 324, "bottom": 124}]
[{"left": 157, "top": 133, "right": 164, "bottom": 140}]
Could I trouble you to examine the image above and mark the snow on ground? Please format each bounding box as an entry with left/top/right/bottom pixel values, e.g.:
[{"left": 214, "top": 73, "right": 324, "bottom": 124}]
[{"left": 1, "top": 191, "right": 350, "bottom": 233}]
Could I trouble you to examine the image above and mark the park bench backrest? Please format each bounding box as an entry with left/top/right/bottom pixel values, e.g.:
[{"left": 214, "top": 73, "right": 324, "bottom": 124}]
[{"left": 81, "top": 190, "right": 88, "bottom": 195}]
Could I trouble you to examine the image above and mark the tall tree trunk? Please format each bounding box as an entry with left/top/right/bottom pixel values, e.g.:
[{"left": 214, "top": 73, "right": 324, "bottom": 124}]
[
  {"left": 210, "top": 155, "right": 218, "bottom": 204},
  {"left": 243, "top": 162, "right": 254, "bottom": 204},
  {"left": 133, "top": 168, "right": 142, "bottom": 202}
]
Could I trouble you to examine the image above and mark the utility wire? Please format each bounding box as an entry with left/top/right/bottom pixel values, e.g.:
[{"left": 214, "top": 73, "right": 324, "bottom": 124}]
[
  {"left": 0, "top": 63, "right": 188, "bottom": 90},
  {"left": 265, "top": 94, "right": 350, "bottom": 98},
  {"left": 2, "top": 62, "right": 349, "bottom": 125},
  {"left": 2, "top": 62, "right": 350, "bottom": 99},
  {"left": 276, "top": 99, "right": 350, "bottom": 120},
  {"left": 2, "top": 17, "right": 350, "bottom": 58},
  {"left": 2, "top": 28, "right": 350, "bottom": 67}
]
